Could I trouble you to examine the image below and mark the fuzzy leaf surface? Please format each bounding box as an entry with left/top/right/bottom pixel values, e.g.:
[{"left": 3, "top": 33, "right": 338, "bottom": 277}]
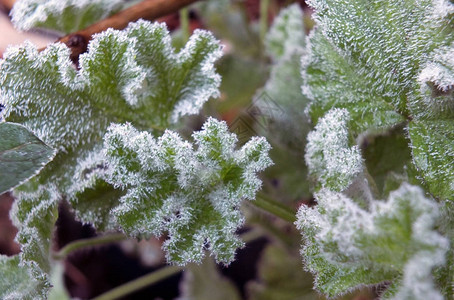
[
  {"left": 305, "top": 109, "right": 363, "bottom": 192},
  {"left": 408, "top": 120, "right": 454, "bottom": 201},
  {"left": 0, "top": 255, "right": 43, "bottom": 300},
  {"left": 104, "top": 117, "right": 272, "bottom": 265},
  {"left": 7, "top": 183, "right": 60, "bottom": 299},
  {"left": 0, "top": 122, "right": 55, "bottom": 194},
  {"left": 11, "top": 0, "right": 127, "bottom": 33},
  {"left": 0, "top": 20, "right": 222, "bottom": 195},
  {"left": 296, "top": 183, "right": 449, "bottom": 299}
]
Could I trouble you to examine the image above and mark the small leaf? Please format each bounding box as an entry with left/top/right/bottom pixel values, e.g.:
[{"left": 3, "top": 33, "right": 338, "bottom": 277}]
[
  {"left": 11, "top": 0, "right": 128, "bottom": 33},
  {"left": 10, "top": 183, "right": 59, "bottom": 293},
  {"left": 104, "top": 117, "right": 272, "bottom": 265},
  {"left": 177, "top": 257, "right": 241, "bottom": 300},
  {"left": 265, "top": 3, "right": 306, "bottom": 61},
  {"left": 0, "top": 122, "right": 55, "bottom": 194}
]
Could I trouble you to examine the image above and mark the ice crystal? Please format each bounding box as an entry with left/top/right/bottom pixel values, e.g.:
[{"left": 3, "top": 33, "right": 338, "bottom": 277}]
[
  {"left": 296, "top": 183, "right": 449, "bottom": 299},
  {"left": 104, "top": 117, "right": 272, "bottom": 265},
  {"left": 11, "top": 0, "right": 127, "bottom": 33},
  {"left": 305, "top": 109, "right": 363, "bottom": 191}
]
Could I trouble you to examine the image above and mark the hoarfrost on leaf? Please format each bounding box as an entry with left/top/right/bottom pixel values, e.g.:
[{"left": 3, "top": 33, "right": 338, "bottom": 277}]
[
  {"left": 0, "top": 19, "right": 222, "bottom": 196},
  {"left": 265, "top": 3, "right": 306, "bottom": 61},
  {"left": 255, "top": 3, "right": 310, "bottom": 150},
  {"left": 305, "top": 109, "right": 363, "bottom": 191},
  {"left": 6, "top": 182, "right": 60, "bottom": 299},
  {"left": 296, "top": 183, "right": 449, "bottom": 298},
  {"left": 0, "top": 255, "right": 43, "bottom": 300},
  {"left": 103, "top": 117, "right": 272, "bottom": 265},
  {"left": 11, "top": 0, "right": 128, "bottom": 33}
]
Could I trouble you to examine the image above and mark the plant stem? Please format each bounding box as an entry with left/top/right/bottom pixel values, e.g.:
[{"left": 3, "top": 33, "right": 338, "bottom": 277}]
[
  {"left": 89, "top": 230, "right": 262, "bottom": 300},
  {"left": 259, "top": 0, "right": 270, "bottom": 43},
  {"left": 92, "top": 265, "right": 183, "bottom": 300},
  {"left": 253, "top": 192, "right": 296, "bottom": 223},
  {"left": 53, "top": 233, "right": 126, "bottom": 260},
  {"left": 180, "top": 7, "right": 190, "bottom": 43},
  {"left": 40, "top": 0, "right": 200, "bottom": 61}
]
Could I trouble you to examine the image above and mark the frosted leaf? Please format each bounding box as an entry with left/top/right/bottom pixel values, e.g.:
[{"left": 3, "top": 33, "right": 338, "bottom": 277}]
[
  {"left": 303, "top": 0, "right": 454, "bottom": 134},
  {"left": 0, "top": 19, "right": 222, "bottom": 199},
  {"left": 413, "top": 44, "right": 454, "bottom": 120},
  {"left": 305, "top": 0, "right": 454, "bottom": 113},
  {"left": 11, "top": 0, "right": 127, "bottom": 34},
  {"left": 103, "top": 117, "right": 272, "bottom": 265},
  {"left": 305, "top": 109, "right": 363, "bottom": 191},
  {"left": 7, "top": 182, "right": 60, "bottom": 299},
  {"left": 0, "top": 255, "right": 44, "bottom": 300},
  {"left": 254, "top": 4, "right": 310, "bottom": 151},
  {"left": 302, "top": 29, "right": 404, "bottom": 134},
  {"left": 408, "top": 120, "right": 454, "bottom": 202},
  {"left": 265, "top": 4, "right": 305, "bottom": 61},
  {"left": 296, "top": 183, "right": 449, "bottom": 298}
]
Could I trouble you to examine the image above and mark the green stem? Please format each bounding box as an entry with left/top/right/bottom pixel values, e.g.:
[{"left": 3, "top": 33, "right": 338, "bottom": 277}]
[
  {"left": 89, "top": 230, "right": 261, "bottom": 300},
  {"left": 92, "top": 266, "right": 183, "bottom": 300},
  {"left": 253, "top": 192, "right": 296, "bottom": 223},
  {"left": 53, "top": 233, "right": 126, "bottom": 260},
  {"left": 260, "top": 0, "right": 270, "bottom": 43},
  {"left": 180, "top": 7, "right": 190, "bottom": 42}
]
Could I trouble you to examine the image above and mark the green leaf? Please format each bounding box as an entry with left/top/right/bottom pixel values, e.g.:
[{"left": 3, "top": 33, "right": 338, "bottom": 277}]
[
  {"left": 104, "top": 117, "right": 272, "bottom": 265},
  {"left": 296, "top": 183, "right": 449, "bottom": 299},
  {"left": 0, "top": 255, "right": 44, "bottom": 300},
  {"left": 11, "top": 0, "right": 128, "bottom": 33},
  {"left": 305, "top": 0, "right": 454, "bottom": 113},
  {"left": 178, "top": 257, "right": 241, "bottom": 300},
  {"left": 305, "top": 109, "right": 363, "bottom": 192},
  {"left": 265, "top": 4, "right": 306, "bottom": 61},
  {"left": 0, "top": 20, "right": 222, "bottom": 194},
  {"left": 0, "top": 122, "right": 55, "bottom": 194},
  {"left": 408, "top": 120, "right": 454, "bottom": 202},
  {"left": 246, "top": 244, "right": 318, "bottom": 300},
  {"left": 47, "top": 263, "right": 70, "bottom": 300},
  {"left": 8, "top": 183, "right": 60, "bottom": 298},
  {"left": 302, "top": 29, "right": 404, "bottom": 134},
  {"left": 254, "top": 4, "right": 310, "bottom": 151}
]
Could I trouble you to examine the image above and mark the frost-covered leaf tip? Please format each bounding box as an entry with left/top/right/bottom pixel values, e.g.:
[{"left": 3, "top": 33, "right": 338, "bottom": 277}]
[
  {"left": 305, "top": 109, "right": 363, "bottom": 191},
  {"left": 296, "top": 183, "right": 448, "bottom": 299},
  {"left": 103, "top": 117, "right": 272, "bottom": 265}
]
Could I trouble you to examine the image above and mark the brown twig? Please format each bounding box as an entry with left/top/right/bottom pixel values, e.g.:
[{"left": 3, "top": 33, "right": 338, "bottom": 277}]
[
  {"left": 40, "top": 0, "right": 199, "bottom": 62},
  {"left": 0, "top": 0, "right": 15, "bottom": 12}
]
